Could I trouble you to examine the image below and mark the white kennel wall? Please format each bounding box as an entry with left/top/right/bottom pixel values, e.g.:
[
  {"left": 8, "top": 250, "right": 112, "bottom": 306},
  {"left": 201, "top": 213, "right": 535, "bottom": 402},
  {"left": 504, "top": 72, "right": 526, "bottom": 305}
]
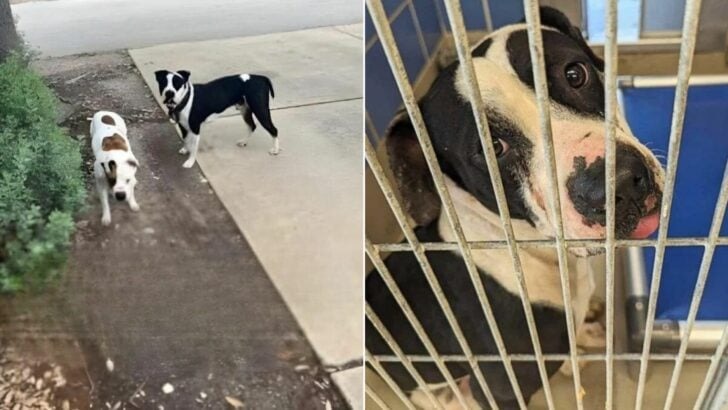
[{"left": 365, "top": 0, "right": 728, "bottom": 409}]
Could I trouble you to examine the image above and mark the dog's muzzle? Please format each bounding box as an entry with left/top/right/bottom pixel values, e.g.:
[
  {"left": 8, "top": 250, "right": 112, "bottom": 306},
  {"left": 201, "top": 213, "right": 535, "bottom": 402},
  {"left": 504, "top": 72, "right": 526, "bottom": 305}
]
[
  {"left": 566, "top": 144, "right": 661, "bottom": 239},
  {"left": 115, "top": 192, "right": 126, "bottom": 201}
]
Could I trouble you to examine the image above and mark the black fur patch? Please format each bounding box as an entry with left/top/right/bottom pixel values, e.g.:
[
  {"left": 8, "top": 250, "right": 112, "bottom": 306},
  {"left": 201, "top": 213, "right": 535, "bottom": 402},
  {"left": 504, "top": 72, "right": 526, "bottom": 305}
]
[
  {"left": 537, "top": 7, "right": 604, "bottom": 71},
  {"left": 418, "top": 62, "right": 536, "bottom": 223},
  {"left": 366, "top": 223, "right": 568, "bottom": 407},
  {"left": 506, "top": 29, "right": 605, "bottom": 118},
  {"left": 472, "top": 38, "right": 493, "bottom": 57}
]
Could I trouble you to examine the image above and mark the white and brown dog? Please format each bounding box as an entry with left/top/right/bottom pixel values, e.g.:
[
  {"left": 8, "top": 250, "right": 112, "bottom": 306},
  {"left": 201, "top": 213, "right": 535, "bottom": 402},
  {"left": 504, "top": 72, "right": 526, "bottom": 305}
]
[
  {"left": 90, "top": 111, "right": 140, "bottom": 226},
  {"left": 366, "top": 7, "right": 665, "bottom": 409}
]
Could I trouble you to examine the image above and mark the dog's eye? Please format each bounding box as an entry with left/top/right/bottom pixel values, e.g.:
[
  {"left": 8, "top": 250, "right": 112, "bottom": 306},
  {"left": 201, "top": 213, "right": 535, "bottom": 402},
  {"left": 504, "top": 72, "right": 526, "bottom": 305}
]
[
  {"left": 493, "top": 139, "right": 509, "bottom": 157},
  {"left": 565, "top": 62, "right": 589, "bottom": 88},
  {"left": 126, "top": 179, "right": 130, "bottom": 183}
]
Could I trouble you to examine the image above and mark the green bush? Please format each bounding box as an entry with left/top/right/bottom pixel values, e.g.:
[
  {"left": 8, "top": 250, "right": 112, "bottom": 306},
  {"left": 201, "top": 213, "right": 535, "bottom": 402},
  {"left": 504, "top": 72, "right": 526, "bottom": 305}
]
[{"left": 0, "top": 54, "right": 85, "bottom": 292}]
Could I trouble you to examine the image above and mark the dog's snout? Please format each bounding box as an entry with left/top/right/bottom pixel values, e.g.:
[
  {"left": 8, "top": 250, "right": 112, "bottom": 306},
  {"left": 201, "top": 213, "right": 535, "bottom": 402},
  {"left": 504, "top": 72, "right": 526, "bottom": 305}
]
[
  {"left": 164, "top": 90, "right": 174, "bottom": 100},
  {"left": 566, "top": 144, "right": 653, "bottom": 225},
  {"left": 614, "top": 146, "right": 651, "bottom": 208},
  {"left": 115, "top": 192, "right": 126, "bottom": 201}
]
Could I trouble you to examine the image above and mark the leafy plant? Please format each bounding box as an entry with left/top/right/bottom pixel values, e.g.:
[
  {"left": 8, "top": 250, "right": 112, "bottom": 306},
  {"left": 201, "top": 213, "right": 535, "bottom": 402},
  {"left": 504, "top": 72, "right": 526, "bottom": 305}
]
[{"left": 0, "top": 54, "right": 85, "bottom": 292}]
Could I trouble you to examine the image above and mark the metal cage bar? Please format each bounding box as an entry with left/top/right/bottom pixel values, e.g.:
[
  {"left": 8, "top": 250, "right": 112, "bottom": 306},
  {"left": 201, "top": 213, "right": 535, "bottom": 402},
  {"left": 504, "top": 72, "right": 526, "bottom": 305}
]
[
  {"left": 366, "top": 383, "right": 390, "bottom": 409},
  {"left": 373, "top": 352, "right": 718, "bottom": 362},
  {"left": 603, "top": 0, "right": 619, "bottom": 407},
  {"left": 441, "top": 0, "right": 560, "bottom": 406},
  {"left": 375, "top": 237, "right": 728, "bottom": 252},
  {"left": 367, "top": 350, "right": 419, "bottom": 410},
  {"left": 366, "top": 303, "right": 443, "bottom": 409},
  {"left": 633, "top": 0, "right": 705, "bottom": 408},
  {"left": 367, "top": 0, "right": 552, "bottom": 406},
  {"left": 693, "top": 327, "right": 728, "bottom": 410},
  {"left": 522, "top": 1, "right": 585, "bottom": 408},
  {"left": 662, "top": 161, "right": 728, "bottom": 409},
  {"left": 365, "top": 140, "right": 492, "bottom": 408},
  {"left": 366, "top": 235, "right": 470, "bottom": 407}
]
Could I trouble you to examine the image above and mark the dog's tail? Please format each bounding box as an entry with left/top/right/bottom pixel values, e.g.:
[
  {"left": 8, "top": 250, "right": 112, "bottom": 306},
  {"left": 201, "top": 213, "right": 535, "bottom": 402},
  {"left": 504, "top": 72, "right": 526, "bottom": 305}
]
[{"left": 266, "top": 77, "right": 275, "bottom": 99}]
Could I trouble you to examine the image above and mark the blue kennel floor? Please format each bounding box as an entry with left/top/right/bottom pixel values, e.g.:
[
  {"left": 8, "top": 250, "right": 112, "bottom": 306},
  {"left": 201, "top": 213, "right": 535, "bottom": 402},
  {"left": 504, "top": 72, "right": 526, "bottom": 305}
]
[{"left": 621, "top": 82, "right": 728, "bottom": 320}]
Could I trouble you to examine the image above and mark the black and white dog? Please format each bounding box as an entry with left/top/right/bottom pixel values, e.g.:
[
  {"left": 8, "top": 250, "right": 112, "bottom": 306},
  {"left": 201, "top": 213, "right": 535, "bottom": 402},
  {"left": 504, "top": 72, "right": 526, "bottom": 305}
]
[
  {"left": 367, "top": 7, "right": 664, "bottom": 409},
  {"left": 154, "top": 70, "right": 279, "bottom": 168}
]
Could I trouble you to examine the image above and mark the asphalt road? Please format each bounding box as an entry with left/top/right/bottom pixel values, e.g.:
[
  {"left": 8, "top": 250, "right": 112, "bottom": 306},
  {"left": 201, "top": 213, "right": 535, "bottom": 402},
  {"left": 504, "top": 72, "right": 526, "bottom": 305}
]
[{"left": 11, "top": 0, "right": 361, "bottom": 57}]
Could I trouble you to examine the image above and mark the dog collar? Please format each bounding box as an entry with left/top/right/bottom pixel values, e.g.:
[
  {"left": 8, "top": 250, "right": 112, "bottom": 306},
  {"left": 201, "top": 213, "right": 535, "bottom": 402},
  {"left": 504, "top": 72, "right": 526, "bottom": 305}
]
[{"left": 168, "top": 86, "right": 191, "bottom": 122}]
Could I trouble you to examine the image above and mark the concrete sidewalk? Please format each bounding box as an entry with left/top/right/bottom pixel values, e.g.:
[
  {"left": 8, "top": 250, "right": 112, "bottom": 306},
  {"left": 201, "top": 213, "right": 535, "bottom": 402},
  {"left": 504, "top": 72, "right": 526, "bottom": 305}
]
[{"left": 130, "top": 24, "right": 364, "bottom": 408}]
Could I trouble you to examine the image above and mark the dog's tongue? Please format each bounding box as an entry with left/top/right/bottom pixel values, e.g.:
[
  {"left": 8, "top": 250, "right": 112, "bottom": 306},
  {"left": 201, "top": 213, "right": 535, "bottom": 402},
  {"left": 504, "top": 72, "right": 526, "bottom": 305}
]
[{"left": 630, "top": 212, "right": 660, "bottom": 239}]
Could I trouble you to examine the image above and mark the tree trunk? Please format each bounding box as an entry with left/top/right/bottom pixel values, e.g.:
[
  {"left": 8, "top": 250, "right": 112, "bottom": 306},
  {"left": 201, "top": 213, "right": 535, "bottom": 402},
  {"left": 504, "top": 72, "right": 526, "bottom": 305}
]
[{"left": 0, "top": 0, "right": 19, "bottom": 61}]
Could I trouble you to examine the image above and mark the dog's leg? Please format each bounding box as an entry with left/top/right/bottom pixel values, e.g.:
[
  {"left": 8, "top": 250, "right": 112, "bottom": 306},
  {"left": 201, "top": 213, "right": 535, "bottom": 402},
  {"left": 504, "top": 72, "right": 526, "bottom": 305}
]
[
  {"left": 270, "top": 136, "right": 280, "bottom": 156},
  {"left": 246, "top": 92, "right": 279, "bottom": 155},
  {"left": 237, "top": 103, "right": 256, "bottom": 148},
  {"left": 559, "top": 347, "right": 587, "bottom": 376},
  {"left": 128, "top": 181, "right": 140, "bottom": 212},
  {"left": 178, "top": 125, "right": 189, "bottom": 155},
  {"left": 97, "top": 179, "right": 111, "bottom": 226},
  {"left": 183, "top": 133, "right": 200, "bottom": 168}
]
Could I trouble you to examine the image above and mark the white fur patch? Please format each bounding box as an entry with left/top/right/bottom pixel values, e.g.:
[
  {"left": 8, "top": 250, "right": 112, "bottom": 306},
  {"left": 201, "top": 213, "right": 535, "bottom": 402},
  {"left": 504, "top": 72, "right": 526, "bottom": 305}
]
[
  {"left": 240, "top": 74, "right": 250, "bottom": 81},
  {"left": 437, "top": 176, "right": 595, "bottom": 309}
]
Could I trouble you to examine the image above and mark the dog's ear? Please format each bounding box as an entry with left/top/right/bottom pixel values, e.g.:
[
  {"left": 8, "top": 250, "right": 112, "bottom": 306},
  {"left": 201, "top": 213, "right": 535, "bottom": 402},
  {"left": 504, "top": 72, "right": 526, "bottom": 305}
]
[
  {"left": 103, "top": 160, "right": 117, "bottom": 186},
  {"left": 154, "top": 70, "right": 168, "bottom": 84},
  {"left": 384, "top": 111, "right": 441, "bottom": 226},
  {"left": 537, "top": 6, "right": 604, "bottom": 71},
  {"left": 178, "top": 70, "right": 191, "bottom": 82}
]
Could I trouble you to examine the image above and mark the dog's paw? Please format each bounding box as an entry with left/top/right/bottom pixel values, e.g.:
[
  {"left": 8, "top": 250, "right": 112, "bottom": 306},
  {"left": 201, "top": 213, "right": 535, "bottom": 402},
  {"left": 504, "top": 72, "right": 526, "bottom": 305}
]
[
  {"left": 558, "top": 348, "right": 586, "bottom": 376},
  {"left": 269, "top": 148, "right": 281, "bottom": 156},
  {"left": 178, "top": 147, "right": 189, "bottom": 155},
  {"left": 129, "top": 202, "right": 140, "bottom": 212},
  {"left": 577, "top": 321, "right": 607, "bottom": 348},
  {"left": 585, "top": 299, "right": 606, "bottom": 322},
  {"left": 182, "top": 158, "right": 196, "bottom": 168},
  {"left": 101, "top": 214, "right": 111, "bottom": 226}
]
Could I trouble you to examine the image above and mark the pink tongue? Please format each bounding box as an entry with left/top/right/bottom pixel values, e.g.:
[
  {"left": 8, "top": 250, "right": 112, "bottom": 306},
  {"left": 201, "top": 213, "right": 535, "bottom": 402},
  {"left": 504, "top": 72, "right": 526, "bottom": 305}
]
[{"left": 630, "top": 212, "right": 660, "bottom": 239}]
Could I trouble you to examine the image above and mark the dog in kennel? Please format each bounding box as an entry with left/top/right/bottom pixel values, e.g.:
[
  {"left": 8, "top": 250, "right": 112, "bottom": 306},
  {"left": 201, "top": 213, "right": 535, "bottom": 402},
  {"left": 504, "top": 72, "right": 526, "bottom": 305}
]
[{"left": 366, "top": 6, "right": 665, "bottom": 409}]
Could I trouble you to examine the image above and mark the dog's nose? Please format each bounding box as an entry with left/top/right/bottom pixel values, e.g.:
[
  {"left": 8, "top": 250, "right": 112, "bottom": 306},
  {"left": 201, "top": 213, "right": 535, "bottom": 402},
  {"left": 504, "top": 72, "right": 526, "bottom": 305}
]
[
  {"left": 567, "top": 145, "right": 652, "bottom": 223},
  {"left": 614, "top": 146, "right": 651, "bottom": 208},
  {"left": 164, "top": 91, "right": 174, "bottom": 100},
  {"left": 115, "top": 192, "right": 126, "bottom": 201}
]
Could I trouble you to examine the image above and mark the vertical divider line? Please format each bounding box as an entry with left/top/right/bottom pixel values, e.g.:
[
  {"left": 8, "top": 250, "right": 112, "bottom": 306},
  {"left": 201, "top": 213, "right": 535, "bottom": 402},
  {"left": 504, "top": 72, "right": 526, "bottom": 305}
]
[
  {"left": 692, "top": 326, "right": 728, "bottom": 410},
  {"left": 663, "top": 161, "right": 728, "bottom": 410},
  {"left": 442, "top": 0, "right": 558, "bottom": 407},
  {"left": 633, "top": 0, "right": 704, "bottom": 408},
  {"left": 367, "top": 350, "right": 419, "bottom": 410},
  {"left": 482, "top": 0, "right": 494, "bottom": 32},
  {"left": 603, "top": 0, "right": 619, "bottom": 408},
  {"left": 367, "top": 0, "right": 544, "bottom": 406},
  {"left": 364, "top": 141, "right": 482, "bottom": 408},
  {"left": 521, "top": 1, "right": 584, "bottom": 409},
  {"left": 365, "top": 303, "right": 444, "bottom": 409}
]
